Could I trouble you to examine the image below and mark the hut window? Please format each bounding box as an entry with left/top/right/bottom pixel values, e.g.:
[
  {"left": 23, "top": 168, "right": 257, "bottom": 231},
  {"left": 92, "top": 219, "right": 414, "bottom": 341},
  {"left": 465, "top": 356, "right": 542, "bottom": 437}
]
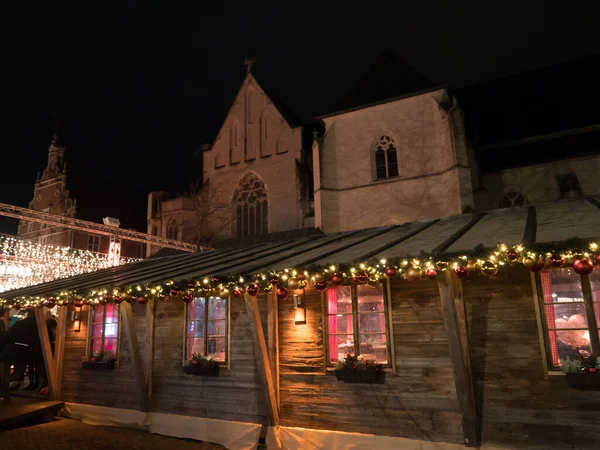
[
  {"left": 539, "top": 268, "right": 600, "bottom": 370},
  {"left": 326, "top": 283, "right": 390, "bottom": 365},
  {"left": 88, "top": 235, "right": 101, "bottom": 253},
  {"left": 186, "top": 296, "right": 228, "bottom": 363},
  {"left": 89, "top": 303, "right": 120, "bottom": 359}
]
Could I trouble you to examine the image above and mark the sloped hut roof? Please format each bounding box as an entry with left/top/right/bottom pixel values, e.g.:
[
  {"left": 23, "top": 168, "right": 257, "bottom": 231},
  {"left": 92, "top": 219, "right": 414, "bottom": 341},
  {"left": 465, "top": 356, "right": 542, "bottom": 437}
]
[{"left": 1, "top": 197, "right": 599, "bottom": 301}]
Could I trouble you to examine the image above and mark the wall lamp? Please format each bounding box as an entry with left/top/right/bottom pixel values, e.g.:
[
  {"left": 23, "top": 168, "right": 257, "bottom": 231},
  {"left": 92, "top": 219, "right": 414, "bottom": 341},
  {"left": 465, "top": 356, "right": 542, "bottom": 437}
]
[
  {"left": 71, "top": 306, "right": 81, "bottom": 332},
  {"left": 293, "top": 293, "right": 306, "bottom": 325}
]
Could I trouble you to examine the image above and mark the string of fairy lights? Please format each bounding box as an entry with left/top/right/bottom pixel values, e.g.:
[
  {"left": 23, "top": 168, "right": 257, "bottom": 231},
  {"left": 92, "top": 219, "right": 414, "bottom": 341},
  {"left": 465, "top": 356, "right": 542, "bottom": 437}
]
[
  {"left": 0, "top": 235, "right": 139, "bottom": 295},
  {"left": 1, "top": 240, "right": 598, "bottom": 310}
]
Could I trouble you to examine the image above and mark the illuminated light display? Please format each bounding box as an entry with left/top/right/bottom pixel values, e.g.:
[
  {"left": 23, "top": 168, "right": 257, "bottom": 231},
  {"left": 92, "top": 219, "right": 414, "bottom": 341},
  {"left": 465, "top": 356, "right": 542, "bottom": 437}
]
[{"left": 0, "top": 235, "right": 139, "bottom": 294}]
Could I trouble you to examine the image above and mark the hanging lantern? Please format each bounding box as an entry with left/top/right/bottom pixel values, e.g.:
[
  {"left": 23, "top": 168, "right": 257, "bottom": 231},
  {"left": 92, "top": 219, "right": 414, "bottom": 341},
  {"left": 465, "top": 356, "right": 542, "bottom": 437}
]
[
  {"left": 276, "top": 287, "right": 289, "bottom": 300},
  {"left": 480, "top": 260, "right": 498, "bottom": 276},
  {"left": 406, "top": 268, "right": 421, "bottom": 282},
  {"left": 425, "top": 268, "right": 438, "bottom": 279},
  {"left": 573, "top": 258, "right": 594, "bottom": 275},
  {"left": 549, "top": 254, "right": 565, "bottom": 268},
  {"left": 287, "top": 277, "right": 299, "bottom": 290},
  {"left": 385, "top": 267, "right": 397, "bottom": 277},
  {"left": 454, "top": 266, "right": 469, "bottom": 279},
  {"left": 269, "top": 276, "right": 280, "bottom": 286},
  {"left": 331, "top": 273, "right": 344, "bottom": 286},
  {"left": 183, "top": 293, "right": 194, "bottom": 304},
  {"left": 315, "top": 281, "right": 328, "bottom": 292},
  {"left": 313, "top": 272, "right": 325, "bottom": 283},
  {"left": 247, "top": 284, "right": 260, "bottom": 296}
]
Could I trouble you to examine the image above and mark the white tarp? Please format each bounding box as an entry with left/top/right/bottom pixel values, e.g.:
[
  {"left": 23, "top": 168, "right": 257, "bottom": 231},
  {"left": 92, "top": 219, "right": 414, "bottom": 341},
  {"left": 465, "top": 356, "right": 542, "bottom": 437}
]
[{"left": 61, "top": 403, "right": 261, "bottom": 450}]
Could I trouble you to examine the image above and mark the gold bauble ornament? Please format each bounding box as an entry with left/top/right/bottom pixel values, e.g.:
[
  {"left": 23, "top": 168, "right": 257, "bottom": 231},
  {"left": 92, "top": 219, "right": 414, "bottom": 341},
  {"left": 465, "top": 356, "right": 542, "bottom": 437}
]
[
  {"left": 522, "top": 257, "right": 536, "bottom": 269},
  {"left": 287, "top": 277, "right": 299, "bottom": 290},
  {"left": 480, "top": 260, "right": 498, "bottom": 276}
]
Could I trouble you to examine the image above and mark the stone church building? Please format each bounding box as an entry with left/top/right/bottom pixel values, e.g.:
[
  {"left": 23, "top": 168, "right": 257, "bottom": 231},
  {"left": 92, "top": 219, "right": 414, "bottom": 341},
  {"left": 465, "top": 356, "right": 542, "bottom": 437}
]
[{"left": 147, "top": 53, "right": 599, "bottom": 255}]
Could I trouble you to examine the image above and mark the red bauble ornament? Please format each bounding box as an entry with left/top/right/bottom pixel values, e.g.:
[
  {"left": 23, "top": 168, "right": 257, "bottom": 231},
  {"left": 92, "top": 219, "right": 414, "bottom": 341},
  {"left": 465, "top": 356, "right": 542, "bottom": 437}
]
[
  {"left": 315, "top": 281, "right": 328, "bottom": 292},
  {"left": 192, "top": 359, "right": 199, "bottom": 365},
  {"left": 454, "top": 267, "right": 469, "bottom": 279},
  {"left": 530, "top": 260, "right": 545, "bottom": 272},
  {"left": 183, "top": 293, "right": 194, "bottom": 303},
  {"left": 356, "top": 272, "right": 369, "bottom": 284},
  {"left": 573, "top": 258, "right": 594, "bottom": 275},
  {"left": 44, "top": 299, "right": 56, "bottom": 309},
  {"left": 113, "top": 296, "right": 123, "bottom": 304},
  {"left": 297, "top": 272, "right": 307, "bottom": 281},
  {"left": 247, "top": 284, "right": 260, "bottom": 296},
  {"left": 233, "top": 289, "right": 243, "bottom": 297},
  {"left": 425, "top": 268, "right": 438, "bottom": 279},
  {"left": 549, "top": 254, "right": 564, "bottom": 268},
  {"left": 331, "top": 273, "right": 344, "bottom": 286},
  {"left": 385, "top": 267, "right": 397, "bottom": 277},
  {"left": 276, "top": 287, "right": 289, "bottom": 300},
  {"left": 74, "top": 298, "right": 85, "bottom": 308},
  {"left": 506, "top": 250, "right": 519, "bottom": 261},
  {"left": 137, "top": 296, "right": 149, "bottom": 305},
  {"left": 170, "top": 288, "right": 181, "bottom": 297},
  {"left": 269, "top": 276, "right": 280, "bottom": 286},
  {"left": 594, "top": 253, "right": 600, "bottom": 265}
]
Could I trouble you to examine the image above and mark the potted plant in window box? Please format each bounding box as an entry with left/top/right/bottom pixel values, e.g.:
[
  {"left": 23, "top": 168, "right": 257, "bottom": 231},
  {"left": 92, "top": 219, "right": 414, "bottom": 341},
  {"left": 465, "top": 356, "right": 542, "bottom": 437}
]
[
  {"left": 184, "top": 353, "right": 220, "bottom": 377},
  {"left": 334, "top": 353, "right": 385, "bottom": 384},
  {"left": 562, "top": 354, "right": 600, "bottom": 389},
  {"left": 82, "top": 351, "right": 116, "bottom": 370}
]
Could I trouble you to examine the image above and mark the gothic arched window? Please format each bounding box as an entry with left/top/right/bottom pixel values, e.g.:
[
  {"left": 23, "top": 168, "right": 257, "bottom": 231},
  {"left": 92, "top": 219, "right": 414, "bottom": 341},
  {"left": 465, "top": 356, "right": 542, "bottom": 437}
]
[
  {"left": 373, "top": 135, "right": 399, "bottom": 180},
  {"left": 233, "top": 173, "right": 268, "bottom": 238},
  {"left": 166, "top": 219, "right": 178, "bottom": 240},
  {"left": 498, "top": 189, "right": 528, "bottom": 209}
]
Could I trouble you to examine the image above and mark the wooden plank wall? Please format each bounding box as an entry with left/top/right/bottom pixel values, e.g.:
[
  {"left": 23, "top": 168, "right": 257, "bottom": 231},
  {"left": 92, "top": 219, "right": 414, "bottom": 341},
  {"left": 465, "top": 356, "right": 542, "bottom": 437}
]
[
  {"left": 150, "top": 293, "right": 270, "bottom": 424},
  {"left": 278, "top": 281, "right": 464, "bottom": 444},
  {"left": 462, "top": 267, "right": 600, "bottom": 447},
  {"left": 60, "top": 304, "right": 140, "bottom": 409}
]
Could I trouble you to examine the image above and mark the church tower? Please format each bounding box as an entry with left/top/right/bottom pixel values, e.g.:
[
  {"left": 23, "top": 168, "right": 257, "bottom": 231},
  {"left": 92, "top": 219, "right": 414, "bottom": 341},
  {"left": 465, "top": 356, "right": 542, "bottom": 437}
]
[{"left": 18, "top": 114, "right": 77, "bottom": 247}]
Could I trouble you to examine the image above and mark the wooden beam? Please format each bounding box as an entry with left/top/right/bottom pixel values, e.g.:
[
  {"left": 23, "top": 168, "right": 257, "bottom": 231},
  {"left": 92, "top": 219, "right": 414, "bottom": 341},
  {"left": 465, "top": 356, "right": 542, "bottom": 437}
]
[
  {"left": 581, "top": 275, "right": 600, "bottom": 355},
  {"left": 267, "top": 292, "right": 280, "bottom": 412},
  {"left": 437, "top": 270, "right": 478, "bottom": 447},
  {"left": 53, "top": 309, "right": 68, "bottom": 396},
  {"left": 385, "top": 279, "right": 397, "bottom": 374},
  {"left": 145, "top": 298, "right": 156, "bottom": 402},
  {"left": 245, "top": 293, "right": 280, "bottom": 426},
  {"left": 530, "top": 272, "right": 549, "bottom": 379},
  {"left": 35, "top": 308, "right": 58, "bottom": 401},
  {"left": 121, "top": 302, "right": 149, "bottom": 412}
]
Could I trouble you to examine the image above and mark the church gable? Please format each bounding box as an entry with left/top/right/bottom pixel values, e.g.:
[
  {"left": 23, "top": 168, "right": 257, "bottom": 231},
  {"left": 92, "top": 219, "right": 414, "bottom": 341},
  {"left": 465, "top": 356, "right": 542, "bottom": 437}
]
[{"left": 205, "top": 72, "right": 301, "bottom": 173}]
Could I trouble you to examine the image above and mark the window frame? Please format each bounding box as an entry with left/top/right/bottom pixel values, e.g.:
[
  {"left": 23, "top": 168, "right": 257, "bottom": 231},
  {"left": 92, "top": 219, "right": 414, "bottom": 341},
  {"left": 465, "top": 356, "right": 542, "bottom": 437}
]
[
  {"left": 324, "top": 281, "right": 392, "bottom": 368},
  {"left": 372, "top": 135, "right": 400, "bottom": 181},
  {"left": 183, "top": 295, "right": 231, "bottom": 368},
  {"left": 86, "top": 303, "right": 121, "bottom": 363},
  {"left": 535, "top": 268, "right": 600, "bottom": 372},
  {"left": 88, "top": 235, "right": 101, "bottom": 252}
]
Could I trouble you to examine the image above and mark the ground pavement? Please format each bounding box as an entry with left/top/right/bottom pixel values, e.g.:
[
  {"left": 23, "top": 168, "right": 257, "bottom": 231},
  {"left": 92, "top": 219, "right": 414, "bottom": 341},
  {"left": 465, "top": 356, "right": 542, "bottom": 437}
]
[{"left": 0, "top": 417, "right": 224, "bottom": 450}]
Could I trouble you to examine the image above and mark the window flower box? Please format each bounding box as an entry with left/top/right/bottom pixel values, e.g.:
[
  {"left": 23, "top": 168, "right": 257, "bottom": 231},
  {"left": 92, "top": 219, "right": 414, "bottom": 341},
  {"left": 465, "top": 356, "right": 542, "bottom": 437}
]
[
  {"left": 334, "top": 353, "right": 385, "bottom": 384},
  {"left": 82, "top": 360, "right": 116, "bottom": 370},
  {"left": 184, "top": 353, "right": 220, "bottom": 377},
  {"left": 566, "top": 373, "right": 600, "bottom": 390}
]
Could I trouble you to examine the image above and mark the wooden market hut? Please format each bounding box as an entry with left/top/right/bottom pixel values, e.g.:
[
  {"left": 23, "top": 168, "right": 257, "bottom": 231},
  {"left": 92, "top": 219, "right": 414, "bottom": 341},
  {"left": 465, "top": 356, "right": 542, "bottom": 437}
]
[{"left": 1, "top": 197, "right": 599, "bottom": 449}]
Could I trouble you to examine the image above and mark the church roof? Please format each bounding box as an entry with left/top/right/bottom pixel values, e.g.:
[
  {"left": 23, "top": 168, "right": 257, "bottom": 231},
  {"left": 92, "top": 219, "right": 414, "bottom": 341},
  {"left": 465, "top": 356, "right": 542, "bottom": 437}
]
[
  {"left": 3, "top": 196, "right": 599, "bottom": 300},
  {"left": 322, "top": 50, "right": 437, "bottom": 118}
]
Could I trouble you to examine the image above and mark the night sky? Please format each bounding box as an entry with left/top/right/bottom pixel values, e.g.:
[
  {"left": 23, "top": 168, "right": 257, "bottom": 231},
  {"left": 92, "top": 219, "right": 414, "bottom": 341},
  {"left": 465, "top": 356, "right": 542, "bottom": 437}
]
[{"left": 3, "top": 2, "right": 600, "bottom": 235}]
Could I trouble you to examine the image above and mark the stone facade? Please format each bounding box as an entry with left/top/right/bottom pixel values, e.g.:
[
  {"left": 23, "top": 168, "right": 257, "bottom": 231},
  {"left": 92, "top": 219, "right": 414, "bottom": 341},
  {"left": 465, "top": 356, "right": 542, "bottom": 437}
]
[
  {"left": 314, "top": 88, "right": 475, "bottom": 232},
  {"left": 147, "top": 71, "right": 313, "bottom": 253},
  {"left": 478, "top": 152, "right": 600, "bottom": 210}
]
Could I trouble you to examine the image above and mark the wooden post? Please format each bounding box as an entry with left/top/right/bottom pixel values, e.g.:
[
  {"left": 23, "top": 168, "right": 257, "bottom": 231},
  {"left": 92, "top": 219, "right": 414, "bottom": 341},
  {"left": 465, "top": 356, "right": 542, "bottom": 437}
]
[
  {"left": 530, "top": 273, "right": 549, "bottom": 379},
  {"left": 385, "top": 279, "right": 397, "bottom": 374},
  {"left": 267, "top": 292, "right": 280, "bottom": 411},
  {"left": 121, "top": 302, "right": 149, "bottom": 412},
  {"left": 145, "top": 298, "right": 156, "bottom": 402},
  {"left": 35, "top": 308, "right": 58, "bottom": 401},
  {"left": 245, "top": 293, "right": 280, "bottom": 426},
  {"left": 53, "top": 309, "right": 68, "bottom": 397},
  {"left": 437, "top": 270, "right": 478, "bottom": 447},
  {"left": 581, "top": 275, "right": 600, "bottom": 355}
]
